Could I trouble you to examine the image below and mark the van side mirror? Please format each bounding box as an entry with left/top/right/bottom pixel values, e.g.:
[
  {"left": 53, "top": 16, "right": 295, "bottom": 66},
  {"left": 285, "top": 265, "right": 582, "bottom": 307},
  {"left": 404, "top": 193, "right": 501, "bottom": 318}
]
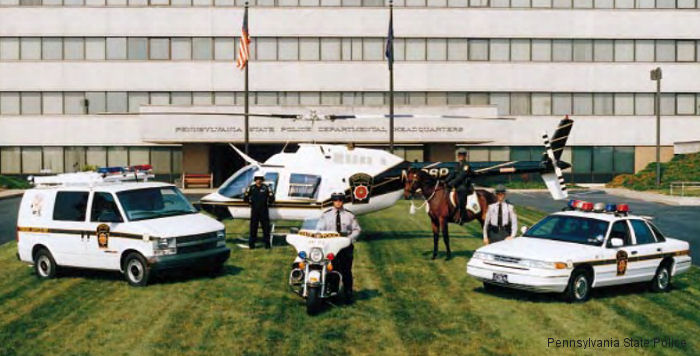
[
  {"left": 520, "top": 226, "right": 528, "bottom": 235},
  {"left": 609, "top": 238, "right": 624, "bottom": 248}
]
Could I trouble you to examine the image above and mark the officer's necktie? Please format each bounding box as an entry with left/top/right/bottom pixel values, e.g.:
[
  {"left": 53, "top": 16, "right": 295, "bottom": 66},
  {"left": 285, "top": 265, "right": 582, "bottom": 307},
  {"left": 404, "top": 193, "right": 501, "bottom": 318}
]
[
  {"left": 497, "top": 202, "right": 503, "bottom": 228},
  {"left": 336, "top": 210, "right": 342, "bottom": 233}
]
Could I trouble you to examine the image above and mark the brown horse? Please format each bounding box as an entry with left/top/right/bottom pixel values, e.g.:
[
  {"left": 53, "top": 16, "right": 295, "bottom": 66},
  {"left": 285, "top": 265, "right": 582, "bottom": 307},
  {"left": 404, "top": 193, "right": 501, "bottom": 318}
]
[{"left": 404, "top": 168, "right": 497, "bottom": 260}]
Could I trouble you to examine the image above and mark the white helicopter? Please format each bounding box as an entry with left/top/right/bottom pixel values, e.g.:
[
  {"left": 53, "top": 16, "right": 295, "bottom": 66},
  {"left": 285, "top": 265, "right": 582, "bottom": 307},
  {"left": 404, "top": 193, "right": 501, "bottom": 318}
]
[{"left": 198, "top": 113, "right": 574, "bottom": 221}]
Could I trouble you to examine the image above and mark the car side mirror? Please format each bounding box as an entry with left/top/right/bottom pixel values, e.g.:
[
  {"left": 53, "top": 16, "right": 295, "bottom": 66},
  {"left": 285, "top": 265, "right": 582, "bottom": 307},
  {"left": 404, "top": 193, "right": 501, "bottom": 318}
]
[
  {"left": 609, "top": 238, "right": 624, "bottom": 248},
  {"left": 520, "top": 226, "right": 528, "bottom": 235},
  {"left": 289, "top": 227, "right": 299, "bottom": 234}
]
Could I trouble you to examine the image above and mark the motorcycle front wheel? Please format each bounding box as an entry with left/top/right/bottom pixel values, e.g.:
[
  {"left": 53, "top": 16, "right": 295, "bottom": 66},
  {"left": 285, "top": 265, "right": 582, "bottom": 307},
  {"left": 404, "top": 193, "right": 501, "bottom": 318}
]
[{"left": 306, "top": 286, "right": 322, "bottom": 315}]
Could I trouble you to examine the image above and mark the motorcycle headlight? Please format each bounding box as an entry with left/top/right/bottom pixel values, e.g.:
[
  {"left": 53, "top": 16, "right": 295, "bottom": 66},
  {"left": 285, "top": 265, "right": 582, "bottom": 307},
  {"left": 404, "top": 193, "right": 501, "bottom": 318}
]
[{"left": 309, "top": 248, "right": 324, "bottom": 263}]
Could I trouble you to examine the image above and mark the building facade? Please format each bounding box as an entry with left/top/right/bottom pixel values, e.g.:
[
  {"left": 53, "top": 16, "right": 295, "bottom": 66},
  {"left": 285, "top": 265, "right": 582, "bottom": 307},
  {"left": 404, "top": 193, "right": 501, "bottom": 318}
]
[{"left": 1, "top": 3, "right": 699, "bottom": 185}]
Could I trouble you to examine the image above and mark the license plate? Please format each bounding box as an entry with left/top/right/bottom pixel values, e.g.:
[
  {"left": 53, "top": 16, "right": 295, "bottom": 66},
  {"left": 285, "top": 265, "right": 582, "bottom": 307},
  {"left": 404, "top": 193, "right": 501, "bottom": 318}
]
[{"left": 493, "top": 273, "right": 508, "bottom": 284}]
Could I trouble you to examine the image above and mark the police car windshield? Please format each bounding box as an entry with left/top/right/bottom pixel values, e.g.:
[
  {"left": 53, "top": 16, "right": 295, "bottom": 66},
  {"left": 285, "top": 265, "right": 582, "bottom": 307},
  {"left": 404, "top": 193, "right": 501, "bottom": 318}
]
[
  {"left": 117, "top": 187, "right": 197, "bottom": 221},
  {"left": 524, "top": 215, "right": 609, "bottom": 246}
]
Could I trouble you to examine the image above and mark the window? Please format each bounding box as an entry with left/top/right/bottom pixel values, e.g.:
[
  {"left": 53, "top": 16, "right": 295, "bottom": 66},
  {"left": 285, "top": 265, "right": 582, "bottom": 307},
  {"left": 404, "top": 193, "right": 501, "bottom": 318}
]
[
  {"left": 594, "top": 0, "right": 613, "bottom": 6},
  {"left": 53, "top": 191, "right": 89, "bottom": 222},
  {"left": 660, "top": 94, "right": 675, "bottom": 115},
  {"left": 278, "top": 38, "right": 299, "bottom": 61},
  {"left": 289, "top": 174, "right": 321, "bottom": 199},
  {"left": 552, "top": 40, "right": 572, "bottom": 61},
  {"left": 128, "top": 92, "right": 149, "bottom": 113},
  {"left": 489, "top": 39, "right": 509, "bottom": 61},
  {"left": 299, "top": 38, "right": 319, "bottom": 60},
  {"left": 321, "top": 38, "right": 341, "bottom": 61},
  {"left": 85, "top": 38, "right": 106, "bottom": 60},
  {"left": 631, "top": 220, "right": 656, "bottom": 244},
  {"left": 107, "top": 92, "right": 127, "bottom": 112},
  {"left": 613, "top": 146, "right": 634, "bottom": 173},
  {"left": 573, "top": 40, "right": 593, "bottom": 62},
  {"left": 426, "top": 39, "right": 447, "bottom": 61},
  {"left": 193, "top": 37, "right": 213, "bottom": 60},
  {"left": 676, "top": 41, "right": 695, "bottom": 62},
  {"left": 91, "top": 192, "right": 123, "bottom": 223},
  {"left": 64, "top": 92, "right": 86, "bottom": 114},
  {"left": 127, "top": 38, "right": 147, "bottom": 60},
  {"left": 172, "top": 38, "right": 192, "bottom": 60},
  {"left": 64, "top": 38, "right": 84, "bottom": 60},
  {"left": 531, "top": 93, "right": 552, "bottom": 115},
  {"left": 635, "top": 40, "right": 654, "bottom": 62},
  {"left": 468, "top": 39, "right": 488, "bottom": 61},
  {"left": 593, "top": 40, "right": 613, "bottom": 62},
  {"left": 43, "top": 92, "right": 64, "bottom": 114},
  {"left": 532, "top": 0, "right": 552, "bottom": 6},
  {"left": 0, "top": 92, "right": 20, "bottom": 115},
  {"left": 106, "top": 37, "right": 127, "bottom": 60},
  {"left": 614, "top": 94, "right": 634, "bottom": 115},
  {"left": 573, "top": 93, "right": 593, "bottom": 115},
  {"left": 552, "top": 0, "right": 571, "bottom": 6},
  {"left": 1, "top": 147, "right": 21, "bottom": 174},
  {"left": 510, "top": 39, "right": 530, "bottom": 61},
  {"left": 118, "top": 187, "right": 196, "bottom": 222},
  {"left": 676, "top": 94, "right": 696, "bottom": 115},
  {"left": 655, "top": 40, "right": 675, "bottom": 62},
  {"left": 22, "top": 147, "right": 42, "bottom": 174},
  {"left": 635, "top": 94, "right": 654, "bottom": 115},
  {"left": 42, "top": 38, "right": 63, "bottom": 60},
  {"left": 531, "top": 40, "right": 551, "bottom": 61},
  {"left": 524, "top": 215, "right": 608, "bottom": 246},
  {"left": 614, "top": 40, "right": 634, "bottom": 62},
  {"left": 149, "top": 38, "right": 170, "bottom": 60},
  {"left": 362, "top": 38, "right": 383, "bottom": 60},
  {"left": 656, "top": 0, "right": 675, "bottom": 7},
  {"left": 86, "top": 92, "right": 106, "bottom": 114},
  {"left": 510, "top": 93, "right": 530, "bottom": 115},
  {"left": 608, "top": 221, "right": 631, "bottom": 246},
  {"left": 406, "top": 38, "right": 426, "bottom": 61},
  {"left": 20, "top": 38, "right": 41, "bottom": 60},
  {"left": 593, "top": 93, "right": 613, "bottom": 115},
  {"left": 490, "top": 93, "right": 510, "bottom": 115},
  {"left": 0, "top": 38, "right": 20, "bottom": 60},
  {"left": 647, "top": 222, "right": 666, "bottom": 242},
  {"left": 447, "top": 39, "right": 468, "bottom": 61},
  {"left": 552, "top": 93, "right": 572, "bottom": 115},
  {"left": 21, "top": 92, "right": 41, "bottom": 115},
  {"left": 256, "top": 38, "right": 277, "bottom": 60},
  {"left": 677, "top": 0, "right": 695, "bottom": 7}
]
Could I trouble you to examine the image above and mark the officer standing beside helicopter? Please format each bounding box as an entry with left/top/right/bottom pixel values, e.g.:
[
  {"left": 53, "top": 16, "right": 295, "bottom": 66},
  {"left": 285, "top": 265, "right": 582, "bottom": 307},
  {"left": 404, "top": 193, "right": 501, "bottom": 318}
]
[
  {"left": 244, "top": 174, "right": 275, "bottom": 249},
  {"left": 446, "top": 148, "right": 474, "bottom": 223},
  {"left": 317, "top": 191, "right": 361, "bottom": 304}
]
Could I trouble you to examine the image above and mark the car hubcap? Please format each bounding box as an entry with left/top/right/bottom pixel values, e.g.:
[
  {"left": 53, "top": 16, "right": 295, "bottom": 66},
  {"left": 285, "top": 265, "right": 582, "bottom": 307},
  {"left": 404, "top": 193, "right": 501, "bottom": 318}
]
[
  {"left": 128, "top": 260, "right": 143, "bottom": 283},
  {"left": 38, "top": 256, "right": 50, "bottom": 276},
  {"left": 574, "top": 276, "right": 588, "bottom": 300},
  {"left": 658, "top": 269, "right": 669, "bottom": 289}
]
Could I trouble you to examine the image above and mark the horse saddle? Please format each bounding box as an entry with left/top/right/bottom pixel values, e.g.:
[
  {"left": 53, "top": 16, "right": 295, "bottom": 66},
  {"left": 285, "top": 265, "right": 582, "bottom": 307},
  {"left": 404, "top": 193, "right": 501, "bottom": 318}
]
[{"left": 449, "top": 191, "right": 481, "bottom": 215}]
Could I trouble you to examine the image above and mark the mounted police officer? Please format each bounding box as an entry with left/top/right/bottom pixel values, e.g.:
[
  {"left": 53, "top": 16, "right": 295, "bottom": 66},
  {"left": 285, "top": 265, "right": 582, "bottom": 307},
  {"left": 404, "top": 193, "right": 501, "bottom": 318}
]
[
  {"left": 317, "top": 191, "right": 361, "bottom": 304},
  {"left": 244, "top": 173, "right": 274, "bottom": 249},
  {"left": 446, "top": 148, "right": 474, "bottom": 223},
  {"left": 483, "top": 185, "right": 518, "bottom": 244}
]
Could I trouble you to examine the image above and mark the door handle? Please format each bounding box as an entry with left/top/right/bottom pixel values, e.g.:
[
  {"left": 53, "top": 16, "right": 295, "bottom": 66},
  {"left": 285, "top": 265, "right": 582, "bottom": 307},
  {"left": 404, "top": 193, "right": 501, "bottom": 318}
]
[
  {"left": 631, "top": 251, "right": 638, "bottom": 255},
  {"left": 657, "top": 248, "right": 662, "bottom": 252}
]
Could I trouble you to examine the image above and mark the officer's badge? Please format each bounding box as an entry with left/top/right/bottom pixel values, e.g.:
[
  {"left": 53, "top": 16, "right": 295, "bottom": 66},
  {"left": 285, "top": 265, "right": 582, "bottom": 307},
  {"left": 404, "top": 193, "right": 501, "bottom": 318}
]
[
  {"left": 97, "top": 224, "right": 110, "bottom": 249},
  {"left": 349, "top": 173, "right": 373, "bottom": 204},
  {"left": 616, "top": 250, "right": 628, "bottom": 276}
]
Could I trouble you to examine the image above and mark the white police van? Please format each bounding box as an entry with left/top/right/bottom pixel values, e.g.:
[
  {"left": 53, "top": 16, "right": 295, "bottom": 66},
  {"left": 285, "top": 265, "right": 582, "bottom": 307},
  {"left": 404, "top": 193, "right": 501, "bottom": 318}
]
[
  {"left": 467, "top": 200, "right": 692, "bottom": 302},
  {"left": 17, "top": 173, "right": 230, "bottom": 286}
]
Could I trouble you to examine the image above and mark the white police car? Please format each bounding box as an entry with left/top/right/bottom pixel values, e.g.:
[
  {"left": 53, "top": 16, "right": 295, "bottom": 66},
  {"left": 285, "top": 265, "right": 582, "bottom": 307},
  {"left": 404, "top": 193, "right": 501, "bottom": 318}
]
[
  {"left": 16, "top": 174, "right": 230, "bottom": 286},
  {"left": 467, "top": 200, "right": 692, "bottom": 302}
]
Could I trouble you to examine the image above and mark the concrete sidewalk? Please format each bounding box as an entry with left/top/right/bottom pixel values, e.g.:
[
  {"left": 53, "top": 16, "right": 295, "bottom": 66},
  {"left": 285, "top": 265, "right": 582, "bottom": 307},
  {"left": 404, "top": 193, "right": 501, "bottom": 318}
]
[
  {"left": 601, "top": 187, "right": 700, "bottom": 206},
  {"left": 0, "top": 190, "right": 24, "bottom": 200}
]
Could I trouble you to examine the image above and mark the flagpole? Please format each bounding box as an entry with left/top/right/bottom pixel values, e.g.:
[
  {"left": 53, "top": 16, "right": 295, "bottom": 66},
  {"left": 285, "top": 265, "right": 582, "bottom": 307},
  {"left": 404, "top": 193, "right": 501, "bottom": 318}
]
[
  {"left": 388, "top": 0, "right": 395, "bottom": 154},
  {"left": 243, "top": 1, "right": 250, "bottom": 154}
]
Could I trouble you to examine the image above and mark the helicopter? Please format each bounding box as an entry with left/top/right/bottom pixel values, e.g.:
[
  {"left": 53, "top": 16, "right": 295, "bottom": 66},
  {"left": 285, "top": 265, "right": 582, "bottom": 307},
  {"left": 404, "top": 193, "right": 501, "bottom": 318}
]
[{"left": 193, "top": 112, "right": 574, "bottom": 221}]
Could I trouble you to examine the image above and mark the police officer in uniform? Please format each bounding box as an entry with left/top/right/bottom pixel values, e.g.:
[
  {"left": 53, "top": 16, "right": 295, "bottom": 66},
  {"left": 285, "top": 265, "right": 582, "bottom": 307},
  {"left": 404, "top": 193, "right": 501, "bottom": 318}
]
[
  {"left": 244, "top": 174, "right": 274, "bottom": 249},
  {"left": 317, "top": 191, "right": 361, "bottom": 304},
  {"left": 446, "top": 148, "right": 474, "bottom": 223},
  {"left": 482, "top": 185, "right": 518, "bottom": 244}
]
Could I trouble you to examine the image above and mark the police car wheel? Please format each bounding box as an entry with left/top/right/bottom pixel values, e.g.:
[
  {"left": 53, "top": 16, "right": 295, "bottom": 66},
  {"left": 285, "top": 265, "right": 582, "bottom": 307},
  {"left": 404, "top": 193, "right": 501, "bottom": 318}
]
[
  {"left": 564, "top": 269, "right": 591, "bottom": 303},
  {"left": 34, "top": 248, "right": 57, "bottom": 279},
  {"left": 124, "top": 253, "right": 150, "bottom": 287},
  {"left": 650, "top": 263, "right": 672, "bottom": 293}
]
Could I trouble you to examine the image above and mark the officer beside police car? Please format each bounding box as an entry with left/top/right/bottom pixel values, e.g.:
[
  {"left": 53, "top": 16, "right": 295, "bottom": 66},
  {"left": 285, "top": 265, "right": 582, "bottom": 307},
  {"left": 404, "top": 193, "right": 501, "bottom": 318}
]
[
  {"left": 317, "top": 191, "right": 361, "bottom": 304},
  {"left": 483, "top": 185, "right": 518, "bottom": 245},
  {"left": 244, "top": 174, "right": 275, "bottom": 249}
]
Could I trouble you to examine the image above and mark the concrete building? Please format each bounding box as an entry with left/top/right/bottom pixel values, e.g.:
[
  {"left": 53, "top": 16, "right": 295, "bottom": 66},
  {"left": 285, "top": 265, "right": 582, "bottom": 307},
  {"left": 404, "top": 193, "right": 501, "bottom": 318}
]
[{"left": 1, "top": 3, "right": 699, "bottom": 185}]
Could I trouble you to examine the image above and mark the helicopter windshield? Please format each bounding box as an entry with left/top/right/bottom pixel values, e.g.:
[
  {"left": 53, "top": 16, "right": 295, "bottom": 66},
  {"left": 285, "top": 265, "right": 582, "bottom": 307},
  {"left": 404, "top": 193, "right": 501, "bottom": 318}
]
[{"left": 218, "top": 166, "right": 279, "bottom": 199}]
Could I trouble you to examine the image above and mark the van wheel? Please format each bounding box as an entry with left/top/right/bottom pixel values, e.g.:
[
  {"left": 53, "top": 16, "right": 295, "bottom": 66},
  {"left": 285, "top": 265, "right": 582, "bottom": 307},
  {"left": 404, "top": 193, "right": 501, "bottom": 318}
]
[
  {"left": 563, "top": 269, "right": 591, "bottom": 303},
  {"left": 124, "top": 253, "right": 150, "bottom": 287},
  {"left": 34, "top": 248, "right": 57, "bottom": 279},
  {"left": 650, "top": 263, "right": 672, "bottom": 293}
]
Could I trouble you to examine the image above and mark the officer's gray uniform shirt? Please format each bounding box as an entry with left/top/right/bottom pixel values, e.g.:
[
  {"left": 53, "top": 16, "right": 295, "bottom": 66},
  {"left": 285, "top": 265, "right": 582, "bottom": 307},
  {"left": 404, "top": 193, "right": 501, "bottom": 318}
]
[
  {"left": 317, "top": 207, "right": 361, "bottom": 243},
  {"left": 483, "top": 201, "right": 518, "bottom": 239}
]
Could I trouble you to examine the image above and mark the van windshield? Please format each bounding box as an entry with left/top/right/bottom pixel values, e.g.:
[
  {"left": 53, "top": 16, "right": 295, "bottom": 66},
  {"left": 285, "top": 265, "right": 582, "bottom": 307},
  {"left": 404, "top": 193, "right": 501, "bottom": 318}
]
[{"left": 117, "top": 187, "right": 197, "bottom": 221}]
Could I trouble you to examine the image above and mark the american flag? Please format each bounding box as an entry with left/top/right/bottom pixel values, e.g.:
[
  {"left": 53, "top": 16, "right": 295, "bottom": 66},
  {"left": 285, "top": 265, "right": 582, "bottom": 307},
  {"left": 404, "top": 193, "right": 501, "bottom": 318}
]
[{"left": 235, "top": 5, "right": 250, "bottom": 70}]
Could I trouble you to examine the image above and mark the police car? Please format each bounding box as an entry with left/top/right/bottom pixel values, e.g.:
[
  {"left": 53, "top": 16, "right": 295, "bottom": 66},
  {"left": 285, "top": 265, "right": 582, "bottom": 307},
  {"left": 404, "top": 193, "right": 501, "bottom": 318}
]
[
  {"left": 16, "top": 173, "right": 230, "bottom": 286},
  {"left": 467, "top": 200, "right": 692, "bottom": 302}
]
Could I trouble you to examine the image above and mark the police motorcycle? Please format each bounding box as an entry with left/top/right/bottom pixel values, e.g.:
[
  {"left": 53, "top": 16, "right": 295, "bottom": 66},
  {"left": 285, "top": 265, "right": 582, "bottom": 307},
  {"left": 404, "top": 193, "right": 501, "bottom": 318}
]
[{"left": 287, "top": 217, "right": 351, "bottom": 315}]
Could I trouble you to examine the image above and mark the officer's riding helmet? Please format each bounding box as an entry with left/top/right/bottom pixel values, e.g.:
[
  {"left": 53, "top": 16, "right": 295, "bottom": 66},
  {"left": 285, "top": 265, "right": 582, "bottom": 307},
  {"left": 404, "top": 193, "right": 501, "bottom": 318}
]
[
  {"left": 456, "top": 148, "right": 468, "bottom": 159},
  {"left": 330, "top": 191, "right": 345, "bottom": 201}
]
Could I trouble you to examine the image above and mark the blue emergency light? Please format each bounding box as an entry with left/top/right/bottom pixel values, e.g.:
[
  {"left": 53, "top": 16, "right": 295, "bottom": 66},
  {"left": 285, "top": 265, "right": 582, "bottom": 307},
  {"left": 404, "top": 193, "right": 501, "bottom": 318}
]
[{"left": 605, "top": 204, "right": 617, "bottom": 212}]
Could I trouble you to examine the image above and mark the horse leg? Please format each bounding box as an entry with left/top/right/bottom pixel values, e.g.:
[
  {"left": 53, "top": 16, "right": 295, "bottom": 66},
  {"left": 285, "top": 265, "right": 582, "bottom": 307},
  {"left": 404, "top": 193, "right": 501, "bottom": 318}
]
[
  {"left": 431, "top": 217, "right": 439, "bottom": 260},
  {"left": 441, "top": 217, "right": 451, "bottom": 260}
]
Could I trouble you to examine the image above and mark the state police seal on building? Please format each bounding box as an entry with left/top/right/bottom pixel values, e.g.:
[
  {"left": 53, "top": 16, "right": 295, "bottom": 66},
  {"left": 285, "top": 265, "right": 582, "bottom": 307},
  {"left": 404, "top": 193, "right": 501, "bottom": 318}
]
[
  {"left": 97, "top": 224, "right": 110, "bottom": 249},
  {"left": 349, "top": 173, "right": 373, "bottom": 204},
  {"left": 616, "top": 250, "right": 628, "bottom": 276}
]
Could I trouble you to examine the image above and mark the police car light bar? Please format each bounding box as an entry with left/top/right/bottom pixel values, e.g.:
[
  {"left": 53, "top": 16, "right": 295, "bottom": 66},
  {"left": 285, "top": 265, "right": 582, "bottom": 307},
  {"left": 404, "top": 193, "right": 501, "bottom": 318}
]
[{"left": 581, "top": 202, "right": 594, "bottom": 211}]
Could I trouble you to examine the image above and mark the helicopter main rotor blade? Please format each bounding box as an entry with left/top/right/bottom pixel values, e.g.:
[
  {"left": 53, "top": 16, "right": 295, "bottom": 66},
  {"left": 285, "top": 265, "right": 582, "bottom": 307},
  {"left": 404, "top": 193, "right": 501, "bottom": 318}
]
[{"left": 98, "top": 111, "right": 302, "bottom": 119}]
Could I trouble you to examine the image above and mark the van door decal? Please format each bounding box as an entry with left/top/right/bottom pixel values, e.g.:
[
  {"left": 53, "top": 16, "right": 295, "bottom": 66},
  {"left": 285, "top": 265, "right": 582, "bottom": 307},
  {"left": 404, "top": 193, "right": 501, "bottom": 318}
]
[{"left": 97, "top": 224, "right": 110, "bottom": 249}]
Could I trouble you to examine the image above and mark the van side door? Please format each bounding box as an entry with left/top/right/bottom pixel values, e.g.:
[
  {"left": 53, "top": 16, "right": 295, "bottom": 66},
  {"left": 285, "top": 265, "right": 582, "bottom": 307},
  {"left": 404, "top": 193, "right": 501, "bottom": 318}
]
[
  {"left": 85, "top": 191, "right": 126, "bottom": 270},
  {"left": 51, "top": 190, "right": 91, "bottom": 268}
]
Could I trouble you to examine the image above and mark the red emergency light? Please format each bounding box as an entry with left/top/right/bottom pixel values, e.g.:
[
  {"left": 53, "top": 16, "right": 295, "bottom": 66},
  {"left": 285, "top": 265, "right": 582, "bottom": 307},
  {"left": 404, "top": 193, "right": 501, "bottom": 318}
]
[
  {"left": 617, "top": 204, "right": 630, "bottom": 213},
  {"left": 581, "top": 202, "right": 594, "bottom": 211}
]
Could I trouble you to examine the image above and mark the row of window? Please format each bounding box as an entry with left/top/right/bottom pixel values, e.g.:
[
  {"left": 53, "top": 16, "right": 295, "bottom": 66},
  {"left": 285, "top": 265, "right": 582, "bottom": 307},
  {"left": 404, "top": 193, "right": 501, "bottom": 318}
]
[
  {"left": 2, "top": 37, "right": 700, "bottom": 63},
  {"left": 2, "top": 0, "right": 699, "bottom": 8},
  {"left": 1, "top": 91, "right": 699, "bottom": 116},
  {"left": 0, "top": 146, "right": 182, "bottom": 175}
]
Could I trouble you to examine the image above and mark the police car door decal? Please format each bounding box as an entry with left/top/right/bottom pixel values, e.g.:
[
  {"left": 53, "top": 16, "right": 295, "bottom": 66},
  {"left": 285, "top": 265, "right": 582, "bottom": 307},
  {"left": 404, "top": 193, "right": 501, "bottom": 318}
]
[{"left": 616, "top": 250, "right": 628, "bottom": 276}]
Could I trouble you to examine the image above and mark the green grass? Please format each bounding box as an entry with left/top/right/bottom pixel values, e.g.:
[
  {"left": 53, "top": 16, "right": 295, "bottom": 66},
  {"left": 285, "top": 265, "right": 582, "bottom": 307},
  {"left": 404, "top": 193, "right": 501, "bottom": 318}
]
[
  {"left": 608, "top": 153, "right": 700, "bottom": 193},
  {"left": 0, "top": 201, "right": 698, "bottom": 355},
  {"left": 0, "top": 175, "right": 30, "bottom": 189}
]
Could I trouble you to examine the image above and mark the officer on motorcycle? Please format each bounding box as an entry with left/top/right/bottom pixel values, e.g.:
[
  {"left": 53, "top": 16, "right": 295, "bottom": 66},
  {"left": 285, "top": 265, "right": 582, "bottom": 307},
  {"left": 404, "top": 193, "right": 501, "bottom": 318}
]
[
  {"left": 317, "top": 191, "right": 361, "bottom": 304},
  {"left": 244, "top": 174, "right": 274, "bottom": 249},
  {"left": 445, "top": 148, "right": 474, "bottom": 224}
]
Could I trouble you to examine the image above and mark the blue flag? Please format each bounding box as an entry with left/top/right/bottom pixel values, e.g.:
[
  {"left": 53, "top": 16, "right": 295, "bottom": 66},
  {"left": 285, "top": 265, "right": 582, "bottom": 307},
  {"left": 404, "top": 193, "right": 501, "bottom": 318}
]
[{"left": 385, "top": 11, "right": 393, "bottom": 70}]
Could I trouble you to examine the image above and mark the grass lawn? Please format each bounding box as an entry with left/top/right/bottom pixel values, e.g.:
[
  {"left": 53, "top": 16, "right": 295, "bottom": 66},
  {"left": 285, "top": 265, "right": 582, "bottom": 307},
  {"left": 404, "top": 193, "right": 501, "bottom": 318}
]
[{"left": 0, "top": 201, "right": 698, "bottom": 356}]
